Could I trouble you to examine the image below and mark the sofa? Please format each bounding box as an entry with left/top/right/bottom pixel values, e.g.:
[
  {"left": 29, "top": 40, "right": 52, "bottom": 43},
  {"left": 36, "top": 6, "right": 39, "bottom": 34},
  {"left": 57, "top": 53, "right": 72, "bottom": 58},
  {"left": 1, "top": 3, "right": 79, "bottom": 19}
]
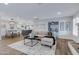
[
  {"left": 36, "top": 31, "right": 48, "bottom": 37},
  {"left": 36, "top": 32, "right": 55, "bottom": 48},
  {"left": 41, "top": 37, "right": 54, "bottom": 48}
]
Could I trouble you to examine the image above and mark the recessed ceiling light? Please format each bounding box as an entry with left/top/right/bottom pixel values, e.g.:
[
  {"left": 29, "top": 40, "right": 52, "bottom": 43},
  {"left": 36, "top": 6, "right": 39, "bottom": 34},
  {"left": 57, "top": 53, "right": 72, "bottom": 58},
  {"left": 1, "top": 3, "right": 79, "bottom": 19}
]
[
  {"left": 34, "top": 16, "right": 38, "bottom": 19},
  {"left": 4, "top": 3, "right": 8, "bottom": 5},
  {"left": 57, "top": 12, "right": 61, "bottom": 15},
  {"left": 33, "top": 16, "right": 39, "bottom": 20}
]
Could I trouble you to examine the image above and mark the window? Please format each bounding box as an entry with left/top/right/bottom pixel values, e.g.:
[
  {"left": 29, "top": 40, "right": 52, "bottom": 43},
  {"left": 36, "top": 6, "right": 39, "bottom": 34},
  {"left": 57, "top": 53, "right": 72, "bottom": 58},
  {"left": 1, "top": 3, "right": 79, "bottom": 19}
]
[
  {"left": 60, "top": 22, "right": 64, "bottom": 31},
  {"left": 65, "top": 22, "right": 71, "bottom": 31}
]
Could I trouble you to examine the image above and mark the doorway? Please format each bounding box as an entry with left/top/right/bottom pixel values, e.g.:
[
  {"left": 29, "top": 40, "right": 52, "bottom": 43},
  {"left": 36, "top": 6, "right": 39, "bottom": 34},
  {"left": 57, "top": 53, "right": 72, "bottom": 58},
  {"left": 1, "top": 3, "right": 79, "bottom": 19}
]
[{"left": 48, "top": 21, "right": 59, "bottom": 38}]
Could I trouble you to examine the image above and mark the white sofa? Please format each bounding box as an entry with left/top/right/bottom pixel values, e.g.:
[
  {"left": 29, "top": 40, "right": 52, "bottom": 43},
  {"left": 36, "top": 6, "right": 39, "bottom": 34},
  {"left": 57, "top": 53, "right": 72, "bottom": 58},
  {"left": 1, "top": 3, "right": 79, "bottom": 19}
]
[
  {"left": 36, "top": 31, "right": 48, "bottom": 37},
  {"left": 41, "top": 37, "right": 54, "bottom": 48}
]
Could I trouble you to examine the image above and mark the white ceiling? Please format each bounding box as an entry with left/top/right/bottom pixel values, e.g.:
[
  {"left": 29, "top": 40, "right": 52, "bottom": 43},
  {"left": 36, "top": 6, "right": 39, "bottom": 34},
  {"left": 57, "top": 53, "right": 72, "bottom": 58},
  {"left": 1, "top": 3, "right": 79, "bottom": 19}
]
[{"left": 0, "top": 3, "right": 79, "bottom": 20}]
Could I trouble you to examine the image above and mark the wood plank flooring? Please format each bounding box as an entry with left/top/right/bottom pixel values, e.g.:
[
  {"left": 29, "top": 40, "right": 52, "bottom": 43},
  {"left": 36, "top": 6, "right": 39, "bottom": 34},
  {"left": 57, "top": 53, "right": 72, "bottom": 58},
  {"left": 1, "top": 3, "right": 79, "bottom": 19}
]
[
  {"left": 0, "top": 36, "right": 72, "bottom": 55},
  {"left": 0, "top": 36, "right": 26, "bottom": 55},
  {"left": 55, "top": 39, "right": 72, "bottom": 55}
]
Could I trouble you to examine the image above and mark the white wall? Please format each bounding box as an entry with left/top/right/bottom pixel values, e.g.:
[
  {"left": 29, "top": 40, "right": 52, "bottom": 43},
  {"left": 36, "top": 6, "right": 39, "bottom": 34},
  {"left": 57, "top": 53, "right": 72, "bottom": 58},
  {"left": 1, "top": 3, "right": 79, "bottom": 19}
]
[
  {"left": 72, "top": 13, "right": 79, "bottom": 43},
  {"left": 33, "top": 19, "right": 48, "bottom": 32},
  {"left": 33, "top": 16, "right": 73, "bottom": 36},
  {"left": 73, "top": 14, "right": 79, "bottom": 36}
]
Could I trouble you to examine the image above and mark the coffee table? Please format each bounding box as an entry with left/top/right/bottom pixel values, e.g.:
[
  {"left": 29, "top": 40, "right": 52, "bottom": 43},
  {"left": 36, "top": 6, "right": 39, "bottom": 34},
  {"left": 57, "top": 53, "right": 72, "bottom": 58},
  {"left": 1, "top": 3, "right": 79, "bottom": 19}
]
[{"left": 24, "top": 37, "right": 39, "bottom": 47}]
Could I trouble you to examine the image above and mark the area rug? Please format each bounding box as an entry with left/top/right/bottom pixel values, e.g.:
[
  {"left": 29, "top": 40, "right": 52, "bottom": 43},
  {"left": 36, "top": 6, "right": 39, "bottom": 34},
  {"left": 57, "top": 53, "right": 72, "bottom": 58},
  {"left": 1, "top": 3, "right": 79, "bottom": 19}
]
[{"left": 8, "top": 40, "right": 56, "bottom": 55}]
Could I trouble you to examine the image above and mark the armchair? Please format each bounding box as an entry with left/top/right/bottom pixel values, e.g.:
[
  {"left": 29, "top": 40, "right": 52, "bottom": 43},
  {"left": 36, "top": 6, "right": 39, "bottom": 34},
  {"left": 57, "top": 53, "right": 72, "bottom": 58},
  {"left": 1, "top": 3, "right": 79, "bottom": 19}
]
[
  {"left": 21, "top": 30, "right": 38, "bottom": 47},
  {"left": 41, "top": 32, "right": 55, "bottom": 48},
  {"left": 21, "top": 30, "right": 32, "bottom": 45}
]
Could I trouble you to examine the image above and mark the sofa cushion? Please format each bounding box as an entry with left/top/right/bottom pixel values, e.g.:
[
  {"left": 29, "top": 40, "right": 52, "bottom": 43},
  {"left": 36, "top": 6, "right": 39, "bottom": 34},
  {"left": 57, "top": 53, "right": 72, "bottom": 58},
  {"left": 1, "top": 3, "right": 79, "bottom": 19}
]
[
  {"left": 41, "top": 38, "right": 53, "bottom": 42},
  {"left": 36, "top": 32, "right": 48, "bottom": 37}
]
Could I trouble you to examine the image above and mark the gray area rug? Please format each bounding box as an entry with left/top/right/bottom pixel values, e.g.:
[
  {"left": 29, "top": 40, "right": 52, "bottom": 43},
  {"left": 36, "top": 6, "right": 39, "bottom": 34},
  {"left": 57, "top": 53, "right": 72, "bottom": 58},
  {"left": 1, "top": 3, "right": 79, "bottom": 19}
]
[{"left": 8, "top": 40, "right": 56, "bottom": 55}]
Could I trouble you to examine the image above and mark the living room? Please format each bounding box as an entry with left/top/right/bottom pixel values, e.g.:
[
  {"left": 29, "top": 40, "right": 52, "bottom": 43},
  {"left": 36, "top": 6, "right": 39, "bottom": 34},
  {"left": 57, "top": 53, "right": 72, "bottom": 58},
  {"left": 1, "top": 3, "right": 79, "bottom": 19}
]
[{"left": 0, "top": 3, "right": 79, "bottom": 55}]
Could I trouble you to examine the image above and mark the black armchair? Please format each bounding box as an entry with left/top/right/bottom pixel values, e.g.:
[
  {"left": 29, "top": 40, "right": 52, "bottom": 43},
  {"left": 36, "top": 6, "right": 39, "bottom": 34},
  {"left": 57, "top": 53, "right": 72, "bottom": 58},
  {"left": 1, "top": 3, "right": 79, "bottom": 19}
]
[{"left": 21, "top": 30, "right": 32, "bottom": 45}]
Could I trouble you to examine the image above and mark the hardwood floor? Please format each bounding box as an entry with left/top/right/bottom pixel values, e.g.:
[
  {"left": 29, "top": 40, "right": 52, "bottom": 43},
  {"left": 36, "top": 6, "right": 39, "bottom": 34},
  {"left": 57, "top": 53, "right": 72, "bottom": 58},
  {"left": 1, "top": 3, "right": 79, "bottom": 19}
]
[
  {"left": 0, "top": 36, "right": 72, "bottom": 55},
  {"left": 55, "top": 39, "right": 72, "bottom": 55},
  {"left": 0, "top": 36, "right": 26, "bottom": 55}
]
